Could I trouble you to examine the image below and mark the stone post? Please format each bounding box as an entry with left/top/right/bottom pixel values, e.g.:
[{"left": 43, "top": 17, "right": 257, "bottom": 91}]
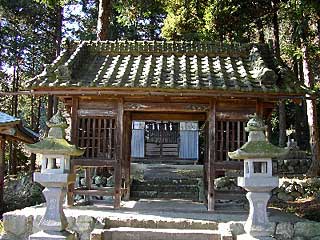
[
  {"left": 26, "top": 111, "right": 84, "bottom": 240},
  {"left": 228, "top": 115, "right": 288, "bottom": 240}
]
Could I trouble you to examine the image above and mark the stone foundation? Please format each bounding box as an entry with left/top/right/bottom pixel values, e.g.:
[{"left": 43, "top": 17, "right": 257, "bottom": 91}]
[{"left": 0, "top": 200, "right": 318, "bottom": 240}]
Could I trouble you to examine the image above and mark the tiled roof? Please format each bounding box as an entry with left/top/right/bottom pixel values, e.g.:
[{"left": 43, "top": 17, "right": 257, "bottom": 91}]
[
  {"left": 0, "top": 112, "right": 20, "bottom": 126},
  {"left": 30, "top": 41, "right": 303, "bottom": 94},
  {"left": 0, "top": 112, "right": 38, "bottom": 142}
]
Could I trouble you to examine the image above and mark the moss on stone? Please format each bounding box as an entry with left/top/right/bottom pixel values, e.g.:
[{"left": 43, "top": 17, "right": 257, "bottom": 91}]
[
  {"left": 25, "top": 138, "right": 85, "bottom": 156},
  {"left": 228, "top": 141, "right": 288, "bottom": 159}
]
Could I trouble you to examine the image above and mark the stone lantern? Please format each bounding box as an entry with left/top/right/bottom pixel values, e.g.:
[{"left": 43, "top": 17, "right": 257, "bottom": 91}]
[
  {"left": 228, "top": 115, "right": 288, "bottom": 240},
  {"left": 26, "top": 111, "right": 85, "bottom": 240}
]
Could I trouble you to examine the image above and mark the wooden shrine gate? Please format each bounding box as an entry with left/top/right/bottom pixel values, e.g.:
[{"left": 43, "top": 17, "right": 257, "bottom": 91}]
[{"left": 65, "top": 96, "right": 268, "bottom": 211}]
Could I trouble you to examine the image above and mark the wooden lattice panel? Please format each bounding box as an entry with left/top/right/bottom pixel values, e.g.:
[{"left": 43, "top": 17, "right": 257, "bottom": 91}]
[
  {"left": 216, "top": 120, "right": 248, "bottom": 162},
  {"left": 78, "top": 117, "right": 116, "bottom": 159}
]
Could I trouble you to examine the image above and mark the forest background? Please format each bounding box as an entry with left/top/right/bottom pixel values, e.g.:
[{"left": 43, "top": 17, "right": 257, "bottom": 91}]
[{"left": 0, "top": 0, "right": 320, "bottom": 184}]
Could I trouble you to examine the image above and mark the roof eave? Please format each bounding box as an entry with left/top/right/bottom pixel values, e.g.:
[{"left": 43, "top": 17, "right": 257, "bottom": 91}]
[{"left": 30, "top": 86, "right": 306, "bottom": 99}]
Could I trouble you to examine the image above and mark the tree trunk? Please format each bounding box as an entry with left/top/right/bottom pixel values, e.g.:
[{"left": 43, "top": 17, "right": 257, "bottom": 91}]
[
  {"left": 256, "top": 19, "right": 265, "bottom": 43},
  {"left": 9, "top": 64, "right": 18, "bottom": 175},
  {"left": 97, "top": 0, "right": 112, "bottom": 41},
  {"left": 0, "top": 138, "right": 5, "bottom": 214},
  {"left": 48, "top": 5, "right": 63, "bottom": 119},
  {"left": 271, "top": 8, "right": 286, "bottom": 147},
  {"left": 293, "top": 52, "right": 309, "bottom": 150},
  {"left": 55, "top": 5, "right": 63, "bottom": 57},
  {"left": 272, "top": 11, "right": 280, "bottom": 59},
  {"left": 303, "top": 43, "right": 320, "bottom": 176},
  {"left": 278, "top": 101, "right": 286, "bottom": 147},
  {"left": 317, "top": 10, "right": 320, "bottom": 45},
  {"left": 30, "top": 96, "right": 36, "bottom": 172}
]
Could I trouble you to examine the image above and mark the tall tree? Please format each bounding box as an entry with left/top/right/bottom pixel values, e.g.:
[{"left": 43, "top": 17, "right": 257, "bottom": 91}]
[
  {"left": 97, "top": 0, "right": 112, "bottom": 40},
  {"left": 271, "top": 0, "right": 287, "bottom": 147}
]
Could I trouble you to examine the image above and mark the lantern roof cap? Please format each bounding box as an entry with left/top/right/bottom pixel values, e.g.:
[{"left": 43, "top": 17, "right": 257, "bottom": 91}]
[
  {"left": 228, "top": 115, "right": 288, "bottom": 159},
  {"left": 25, "top": 111, "right": 85, "bottom": 156}
]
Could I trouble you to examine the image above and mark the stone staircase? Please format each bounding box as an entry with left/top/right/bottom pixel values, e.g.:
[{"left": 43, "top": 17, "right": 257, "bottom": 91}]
[
  {"left": 130, "top": 164, "right": 203, "bottom": 201},
  {"left": 92, "top": 227, "right": 224, "bottom": 240},
  {"left": 130, "top": 178, "right": 201, "bottom": 201}
]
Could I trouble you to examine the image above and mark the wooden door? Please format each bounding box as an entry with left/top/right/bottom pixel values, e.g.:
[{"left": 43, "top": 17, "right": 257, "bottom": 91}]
[{"left": 145, "top": 122, "right": 179, "bottom": 157}]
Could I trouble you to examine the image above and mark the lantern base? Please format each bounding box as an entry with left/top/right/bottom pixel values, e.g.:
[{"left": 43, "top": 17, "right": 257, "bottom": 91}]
[{"left": 29, "top": 230, "right": 75, "bottom": 240}]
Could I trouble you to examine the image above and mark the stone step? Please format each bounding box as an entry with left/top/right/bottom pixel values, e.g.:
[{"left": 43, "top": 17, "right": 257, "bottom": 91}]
[
  {"left": 104, "top": 216, "right": 219, "bottom": 230},
  {"left": 132, "top": 179, "right": 200, "bottom": 185},
  {"left": 130, "top": 191, "right": 199, "bottom": 201},
  {"left": 93, "top": 227, "right": 222, "bottom": 240},
  {"left": 131, "top": 184, "right": 199, "bottom": 192}
]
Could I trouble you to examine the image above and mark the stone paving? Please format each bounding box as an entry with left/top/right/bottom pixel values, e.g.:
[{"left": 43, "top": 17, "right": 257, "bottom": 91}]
[{"left": 1, "top": 199, "right": 313, "bottom": 240}]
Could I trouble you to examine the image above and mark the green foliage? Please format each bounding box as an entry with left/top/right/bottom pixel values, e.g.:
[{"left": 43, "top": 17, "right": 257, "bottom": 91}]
[
  {"left": 160, "top": 0, "right": 276, "bottom": 42},
  {"left": 63, "top": 0, "right": 98, "bottom": 40},
  {"left": 35, "top": 0, "right": 68, "bottom": 7},
  {"left": 161, "top": 0, "right": 206, "bottom": 40},
  {"left": 113, "top": 0, "right": 165, "bottom": 40}
]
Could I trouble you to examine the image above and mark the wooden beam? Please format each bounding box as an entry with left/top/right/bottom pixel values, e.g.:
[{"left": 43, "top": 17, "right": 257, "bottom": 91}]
[
  {"left": 74, "top": 188, "right": 114, "bottom": 196},
  {"left": 114, "top": 99, "right": 124, "bottom": 209},
  {"left": 216, "top": 112, "right": 250, "bottom": 121},
  {"left": 0, "top": 137, "right": 5, "bottom": 214},
  {"left": 207, "top": 99, "right": 216, "bottom": 211},
  {"left": 214, "top": 161, "right": 242, "bottom": 170},
  {"left": 77, "top": 109, "right": 117, "bottom": 117},
  {"left": 71, "top": 159, "right": 116, "bottom": 168},
  {"left": 24, "top": 88, "right": 305, "bottom": 100},
  {"left": 124, "top": 102, "right": 209, "bottom": 112},
  {"left": 132, "top": 112, "right": 206, "bottom": 121}
]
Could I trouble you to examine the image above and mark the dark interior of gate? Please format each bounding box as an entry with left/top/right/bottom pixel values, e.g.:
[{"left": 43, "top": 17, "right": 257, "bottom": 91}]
[{"left": 131, "top": 121, "right": 198, "bottom": 164}]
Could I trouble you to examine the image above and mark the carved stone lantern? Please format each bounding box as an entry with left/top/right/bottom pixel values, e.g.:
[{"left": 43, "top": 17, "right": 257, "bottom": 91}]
[
  {"left": 26, "top": 111, "right": 84, "bottom": 240},
  {"left": 228, "top": 115, "right": 288, "bottom": 240}
]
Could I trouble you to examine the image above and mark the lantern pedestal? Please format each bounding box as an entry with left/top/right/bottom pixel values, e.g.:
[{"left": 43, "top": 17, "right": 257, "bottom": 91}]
[
  {"left": 29, "top": 173, "right": 76, "bottom": 240},
  {"left": 34, "top": 173, "right": 75, "bottom": 232},
  {"left": 238, "top": 177, "right": 278, "bottom": 238},
  {"left": 29, "top": 230, "right": 75, "bottom": 240}
]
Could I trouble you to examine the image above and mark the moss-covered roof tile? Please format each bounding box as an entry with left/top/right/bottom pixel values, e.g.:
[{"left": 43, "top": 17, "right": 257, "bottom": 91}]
[{"left": 29, "top": 40, "right": 304, "bottom": 94}]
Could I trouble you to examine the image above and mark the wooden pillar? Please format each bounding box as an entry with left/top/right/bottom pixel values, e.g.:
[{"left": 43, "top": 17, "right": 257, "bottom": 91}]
[
  {"left": 0, "top": 137, "right": 4, "bottom": 214},
  {"left": 70, "top": 97, "right": 79, "bottom": 144},
  {"left": 123, "top": 111, "right": 132, "bottom": 200},
  {"left": 207, "top": 99, "right": 216, "bottom": 211},
  {"left": 256, "top": 99, "right": 264, "bottom": 118},
  {"left": 114, "top": 99, "right": 124, "bottom": 208},
  {"left": 67, "top": 97, "right": 79, "bottom": 206}
]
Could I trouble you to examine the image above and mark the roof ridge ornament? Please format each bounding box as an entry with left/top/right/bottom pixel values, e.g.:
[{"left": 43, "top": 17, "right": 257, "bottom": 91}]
[{"left": 249, "top": 45, "right": 278, "bottom": 86}]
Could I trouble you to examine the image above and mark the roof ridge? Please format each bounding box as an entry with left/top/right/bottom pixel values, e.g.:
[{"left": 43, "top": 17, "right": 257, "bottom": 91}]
[{"left": 83, "top": 40, "right": 262, "bottom": 55}]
